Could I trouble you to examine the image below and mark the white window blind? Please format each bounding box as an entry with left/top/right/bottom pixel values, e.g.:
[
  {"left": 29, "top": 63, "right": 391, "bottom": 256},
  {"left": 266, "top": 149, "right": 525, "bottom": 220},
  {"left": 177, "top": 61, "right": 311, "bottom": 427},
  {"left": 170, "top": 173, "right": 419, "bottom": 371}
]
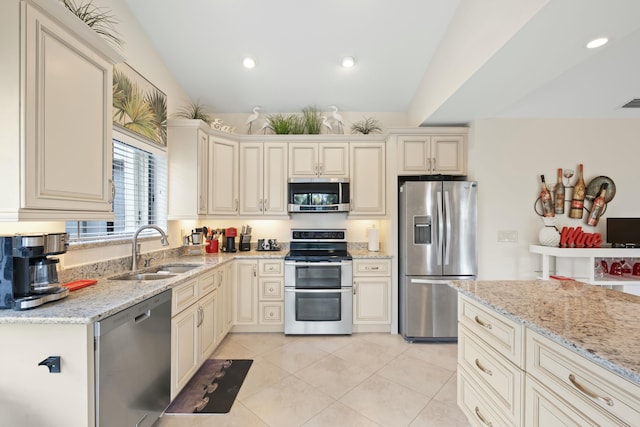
[{"left": 66, "top": 135, "right": 167, "bottom": 241}]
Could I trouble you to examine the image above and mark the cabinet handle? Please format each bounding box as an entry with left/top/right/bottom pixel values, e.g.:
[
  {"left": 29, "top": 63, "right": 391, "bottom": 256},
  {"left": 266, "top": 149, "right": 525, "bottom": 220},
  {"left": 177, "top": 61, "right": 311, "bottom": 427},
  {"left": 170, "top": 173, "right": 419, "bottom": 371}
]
[
  {"left": 431, "top": 157, "right": 436, "bottom": 171},
  {"left": 474, "top": 358, "right": 493, "bottom": 376},
  {"left": 263, "top": 198, "right": 268, "bottom": 212},
  {"left": 474, "top": 315, "right": 493, "bottom": 330},
  {"left": 367, "top": 266, "right": 380, "bottom": 270},
  {"left": 197, "top": 307, "right": 203, "bottom": 327},
  {"left": 350, "top": 198, "right": 353, "bottom": 211},
  {"left": 319, "top": 163, "right": 324, "bottom": 175},
  {"left": 353, "top": 283, "right": 357, "bottom": 295},
  {"left": 108, "top": 179, "right": 115, "bottom": 204},
  {"left": 474, "top": 406, "right": 493, "bottom": 427},
  {"left": 253, "top": 264, "right": 257, "bottom": 277},
  {"left": 568, "top": 374, "right": 614, "bottom": 407}
]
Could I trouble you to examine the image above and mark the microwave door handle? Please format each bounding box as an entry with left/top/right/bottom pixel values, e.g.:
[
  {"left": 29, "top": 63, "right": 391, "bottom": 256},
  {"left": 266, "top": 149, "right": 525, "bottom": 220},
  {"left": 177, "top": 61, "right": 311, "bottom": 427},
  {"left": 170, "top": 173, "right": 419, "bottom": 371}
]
[
  {"left": 437, "top": 191, "right": 443, "bottom": 266},
  {"left": 444, "top": 190, "right": 451, "bottom": 265}
]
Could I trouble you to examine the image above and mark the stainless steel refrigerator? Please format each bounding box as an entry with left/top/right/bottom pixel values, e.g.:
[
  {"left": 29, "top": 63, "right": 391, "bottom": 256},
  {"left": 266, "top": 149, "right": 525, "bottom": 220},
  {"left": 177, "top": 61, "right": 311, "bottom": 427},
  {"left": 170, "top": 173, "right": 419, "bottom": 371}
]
[{"left": 399, "top": 179, "right": 477, "bottom": 341}]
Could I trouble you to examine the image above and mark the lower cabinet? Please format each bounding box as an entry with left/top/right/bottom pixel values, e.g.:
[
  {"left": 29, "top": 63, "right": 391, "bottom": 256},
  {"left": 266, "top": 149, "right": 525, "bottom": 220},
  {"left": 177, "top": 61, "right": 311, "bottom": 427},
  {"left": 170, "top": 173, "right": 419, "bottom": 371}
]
[
  {"left": 352, "top": 259, "right": 391, "bottom": 332},
  {"left": 233, "top": 258, "right": 284, "bottom": 332},
  {"left": 457, "top": 295, "right": 640, "bottom": 427}
]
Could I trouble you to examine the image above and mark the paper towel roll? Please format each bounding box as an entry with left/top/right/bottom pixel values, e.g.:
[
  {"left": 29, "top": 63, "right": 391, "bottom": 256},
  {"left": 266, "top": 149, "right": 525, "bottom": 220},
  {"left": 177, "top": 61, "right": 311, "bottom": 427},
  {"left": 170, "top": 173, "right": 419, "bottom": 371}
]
[{"left": 368, "top": 225, "right": 379, "bottom": 252}]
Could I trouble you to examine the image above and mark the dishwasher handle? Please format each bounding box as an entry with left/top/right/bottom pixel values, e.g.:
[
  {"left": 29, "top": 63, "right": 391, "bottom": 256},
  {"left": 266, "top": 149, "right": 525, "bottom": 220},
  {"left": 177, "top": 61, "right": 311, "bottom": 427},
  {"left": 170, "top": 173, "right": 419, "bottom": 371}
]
[{"left": 134, "top": 310, "right": 151, "bottom": 324}]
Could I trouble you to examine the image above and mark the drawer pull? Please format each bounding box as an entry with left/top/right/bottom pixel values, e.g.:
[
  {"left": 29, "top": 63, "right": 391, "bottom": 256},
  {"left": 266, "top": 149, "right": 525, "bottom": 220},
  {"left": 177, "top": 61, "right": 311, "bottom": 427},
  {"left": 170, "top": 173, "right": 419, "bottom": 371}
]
[
  {"left": 568, "top": 374, "right": 614, "bottom": 407},
  {"left": 474, "top": 315, "right": 493, "bottom": 330},
  {"left": 475, "top": 358, "right": 493, "bottom": 376},
  {"left": 474, "top": 406, "right": 493, "bottom": 426}
]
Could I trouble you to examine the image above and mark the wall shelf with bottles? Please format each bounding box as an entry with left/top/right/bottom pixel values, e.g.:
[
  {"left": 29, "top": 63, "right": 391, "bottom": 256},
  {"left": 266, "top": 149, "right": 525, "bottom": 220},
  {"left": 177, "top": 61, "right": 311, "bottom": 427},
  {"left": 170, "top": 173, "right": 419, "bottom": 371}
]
[{"left": 530, "top": 245, "right": 640, "bottom": 294}]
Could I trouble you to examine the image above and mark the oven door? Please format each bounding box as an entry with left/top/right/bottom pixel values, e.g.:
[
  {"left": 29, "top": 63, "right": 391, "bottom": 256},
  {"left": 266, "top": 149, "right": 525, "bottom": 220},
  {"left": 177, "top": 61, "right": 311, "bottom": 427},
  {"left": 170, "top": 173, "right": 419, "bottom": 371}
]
[{"left": 284, "top": 261, "right": 353, "bottom": 334}]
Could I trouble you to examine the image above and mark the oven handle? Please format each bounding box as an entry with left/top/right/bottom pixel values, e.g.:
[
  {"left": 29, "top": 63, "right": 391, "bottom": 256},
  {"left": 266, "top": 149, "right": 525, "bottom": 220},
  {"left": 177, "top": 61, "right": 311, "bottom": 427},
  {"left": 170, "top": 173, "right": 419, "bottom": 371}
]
[
  {"left": 285, "top": 261, "right": 352, "bottom": 267},
  {"left": 284, "top": 288, "right": 352, "bottom": 294}
]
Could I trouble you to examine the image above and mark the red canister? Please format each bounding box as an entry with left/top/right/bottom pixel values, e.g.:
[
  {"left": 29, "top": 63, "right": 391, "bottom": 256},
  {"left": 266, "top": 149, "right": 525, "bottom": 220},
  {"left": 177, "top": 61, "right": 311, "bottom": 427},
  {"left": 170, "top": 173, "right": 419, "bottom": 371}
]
[{"left": 206, "top": 239, "right": 219, "bottom": 253}]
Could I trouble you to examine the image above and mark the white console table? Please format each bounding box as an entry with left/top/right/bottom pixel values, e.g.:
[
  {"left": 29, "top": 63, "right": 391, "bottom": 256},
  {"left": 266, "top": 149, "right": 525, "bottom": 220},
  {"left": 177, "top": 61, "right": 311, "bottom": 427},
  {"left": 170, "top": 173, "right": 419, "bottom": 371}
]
[{"left": 530, "top": 245, "right": 640, "bottom": 295}]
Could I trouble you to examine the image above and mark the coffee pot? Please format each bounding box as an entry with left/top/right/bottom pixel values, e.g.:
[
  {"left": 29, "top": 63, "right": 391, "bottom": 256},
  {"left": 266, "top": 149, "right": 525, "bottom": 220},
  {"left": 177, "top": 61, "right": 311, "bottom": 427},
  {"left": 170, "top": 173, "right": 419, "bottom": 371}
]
[{"left": 223, "top": 227, "right": 237, "bottom": 252}]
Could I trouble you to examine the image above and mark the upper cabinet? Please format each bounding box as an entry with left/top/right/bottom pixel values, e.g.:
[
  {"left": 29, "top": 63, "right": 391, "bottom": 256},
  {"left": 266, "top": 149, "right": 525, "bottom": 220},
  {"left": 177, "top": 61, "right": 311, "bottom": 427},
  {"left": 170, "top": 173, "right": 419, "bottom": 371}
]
[
  {"left": 349, "top": 142, "right": 385, "bottom": 216},
  {"left": 394, "top": 128, "right": 468, "bottom": 175},
  {"left": 0, "top": 0, "right": 124, "bottom": 221},
  {"left": 288, "top": 142, "right": 349, "bottom": 178},
  {"left": 167, "top": 120, "right": 209, "bottom": 219},
  {"left": 239, "top": 142, "right": 288, "bottom": 216},
  {"left": 208, "top": 136, "right": 239, "bottom": 216}
]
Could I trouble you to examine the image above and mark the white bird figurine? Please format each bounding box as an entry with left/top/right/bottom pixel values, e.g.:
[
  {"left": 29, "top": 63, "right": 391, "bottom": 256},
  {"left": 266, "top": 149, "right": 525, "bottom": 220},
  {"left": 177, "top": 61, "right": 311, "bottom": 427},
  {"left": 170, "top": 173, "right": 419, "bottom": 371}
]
[
  {"left": 329, "top": 105, "right": 344, "bottom": 134},
  {"left": 320, "top": 116, "right": 332, "bottom": 134},
  {"left": 246, "top": 106, "right": 260, "bottom": 134},
  {"left": 259, "top": 119, "right": 270, "bottom": 134}
]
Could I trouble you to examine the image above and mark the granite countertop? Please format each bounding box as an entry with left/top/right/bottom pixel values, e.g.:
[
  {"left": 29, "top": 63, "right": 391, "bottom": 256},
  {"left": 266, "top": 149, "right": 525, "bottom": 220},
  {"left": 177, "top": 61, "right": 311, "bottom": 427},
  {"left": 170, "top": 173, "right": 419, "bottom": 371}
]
[
  {"left": 0, "top": 249, "right": 389, "bottom": 325},
  {"left": 450, "top": 280, "right": 640, "bottom": 386},
  {"left": 348, "top": 249, "right": 392, "bottom": 258}
]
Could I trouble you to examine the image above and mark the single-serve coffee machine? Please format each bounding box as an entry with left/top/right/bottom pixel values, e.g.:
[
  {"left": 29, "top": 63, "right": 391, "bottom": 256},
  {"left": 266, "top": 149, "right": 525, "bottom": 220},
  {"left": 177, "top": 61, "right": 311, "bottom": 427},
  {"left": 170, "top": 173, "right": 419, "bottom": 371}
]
[{"left": 0, "top": 233, "right": 69, "bottom": 310}]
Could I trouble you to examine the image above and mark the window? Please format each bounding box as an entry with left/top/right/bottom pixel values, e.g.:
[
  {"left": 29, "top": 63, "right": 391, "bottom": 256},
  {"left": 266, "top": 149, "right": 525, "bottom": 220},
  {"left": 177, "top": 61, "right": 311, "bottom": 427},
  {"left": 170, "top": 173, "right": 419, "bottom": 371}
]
[{"left": 66, "top": 130, "right": 167, "bottom": 241}]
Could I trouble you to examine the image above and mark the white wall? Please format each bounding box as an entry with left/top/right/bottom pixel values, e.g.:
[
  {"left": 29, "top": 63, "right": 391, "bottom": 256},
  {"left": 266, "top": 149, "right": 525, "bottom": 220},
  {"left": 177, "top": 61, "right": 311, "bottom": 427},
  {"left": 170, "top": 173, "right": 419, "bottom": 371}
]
[{"left": 469, "top": 118, "right": 640, "bottom": 280}]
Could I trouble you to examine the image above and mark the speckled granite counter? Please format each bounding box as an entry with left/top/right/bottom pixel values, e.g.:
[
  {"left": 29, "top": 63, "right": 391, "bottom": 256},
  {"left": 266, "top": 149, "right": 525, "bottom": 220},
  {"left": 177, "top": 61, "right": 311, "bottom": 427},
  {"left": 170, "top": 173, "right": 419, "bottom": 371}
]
[
  {"left": 0, "top": 249, "right": 390, "bottom": 325},
  {"left": 450, "top": 280, "right": 640, "bottom": 386}
]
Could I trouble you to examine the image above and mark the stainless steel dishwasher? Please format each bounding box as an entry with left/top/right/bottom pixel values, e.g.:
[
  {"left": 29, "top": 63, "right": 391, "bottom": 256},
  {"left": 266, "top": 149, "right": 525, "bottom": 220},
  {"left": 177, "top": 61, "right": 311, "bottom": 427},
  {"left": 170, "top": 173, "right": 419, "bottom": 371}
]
[{"left": 94, "top": 290, "right": 172, "bottom": 427}]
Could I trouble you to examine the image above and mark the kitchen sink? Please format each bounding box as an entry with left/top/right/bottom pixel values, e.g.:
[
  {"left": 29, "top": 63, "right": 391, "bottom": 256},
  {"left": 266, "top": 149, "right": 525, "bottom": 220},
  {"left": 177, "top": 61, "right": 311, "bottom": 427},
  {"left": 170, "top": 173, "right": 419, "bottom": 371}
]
[
  {"left": 147, "top": 264, "right": 200, "bottom": 274},
  {"left": 109, "top": 273, "right": 177, "bottom": 281}
]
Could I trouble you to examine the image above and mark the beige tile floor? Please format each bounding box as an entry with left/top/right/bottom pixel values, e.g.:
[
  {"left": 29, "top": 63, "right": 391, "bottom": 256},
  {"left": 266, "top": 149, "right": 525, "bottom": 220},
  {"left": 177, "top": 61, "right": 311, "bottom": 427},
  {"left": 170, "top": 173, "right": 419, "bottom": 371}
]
[{"left": 156, "top": 333, "right": 471, "bottom": 427}]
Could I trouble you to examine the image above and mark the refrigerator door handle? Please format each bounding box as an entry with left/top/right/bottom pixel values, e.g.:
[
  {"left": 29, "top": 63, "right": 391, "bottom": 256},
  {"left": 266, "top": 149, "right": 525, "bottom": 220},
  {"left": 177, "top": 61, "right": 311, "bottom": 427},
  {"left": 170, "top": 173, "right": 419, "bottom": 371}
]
[
  {"left": 410, "top": 278, "right": 452, "bottom": 285},
  {"left": 436, "top": 191, "right": 443, "bottom": 266},
  {"left": 444, "top": 191, "right": 452, "bottom": 265}
]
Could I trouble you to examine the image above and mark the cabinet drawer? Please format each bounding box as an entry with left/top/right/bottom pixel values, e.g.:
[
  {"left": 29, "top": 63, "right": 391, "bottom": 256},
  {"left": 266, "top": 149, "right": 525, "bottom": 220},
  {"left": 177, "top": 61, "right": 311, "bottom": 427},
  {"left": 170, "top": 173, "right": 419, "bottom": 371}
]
[
  {"left": 259, "top": 277, "right": 283, "bottom": 300},
  {"left": 198, "top": 271, "right": 216, "bottom": 295},
  {"left": 259, "top": 302, "right": 283, "bottom": 324},
  {"left": 459, "top": 325, "right": 523, "bottom": 424},
  {"left": 524, "top": 376, "right": 621, "bottom": 427},
  {"left": 172, "top": 279, "right": 198, "bottom": 315},
  {"left": 458, "top": 368, "right": 515, "bottom": 427},
  {"left": 258, "top": 259, "right": 283, "bottom": 276},
  {"left": 459, "top": 295, "right": 524, "bottom": 367},
  {"left": 526, "top": 329, "right": 639, "bottom": 426},
  {"left": 353, "top": 259, "right": 390, "bottom": 276}
]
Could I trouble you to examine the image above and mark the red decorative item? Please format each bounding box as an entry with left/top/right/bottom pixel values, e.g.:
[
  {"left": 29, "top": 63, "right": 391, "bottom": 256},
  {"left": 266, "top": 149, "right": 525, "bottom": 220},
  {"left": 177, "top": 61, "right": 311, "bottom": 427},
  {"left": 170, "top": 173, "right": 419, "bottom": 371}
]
[{"left": 559, "top": 227, "right": 602, "bottom": 248}]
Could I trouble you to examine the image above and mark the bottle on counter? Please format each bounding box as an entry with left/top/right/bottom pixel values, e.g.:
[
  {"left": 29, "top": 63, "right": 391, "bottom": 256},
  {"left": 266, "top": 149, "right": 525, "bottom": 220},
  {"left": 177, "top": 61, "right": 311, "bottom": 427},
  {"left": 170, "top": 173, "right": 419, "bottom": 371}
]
[
  {"left": 540, "top": 175, "right": 554, "bottom": 217},
  {"left": 587, "top": 183, "right": 608, "bottom": 226},
  {"left": 554, "top": 168, "right": 565, "bottom": 214},
  {"left": 569, "top": 163, "right": 586, "bottom": 219}
]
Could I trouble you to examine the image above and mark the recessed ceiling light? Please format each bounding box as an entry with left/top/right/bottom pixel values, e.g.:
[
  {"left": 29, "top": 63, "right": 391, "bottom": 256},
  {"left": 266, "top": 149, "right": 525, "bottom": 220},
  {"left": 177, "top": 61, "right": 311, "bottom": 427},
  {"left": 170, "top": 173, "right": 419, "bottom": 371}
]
[
  {"left": 586, "top": 37, "right": 608, "bottom": 49},
  {"left": 341, "top": 56, "right": 356, "bottom": 68},
  {"left": 243, "top": 57, "right": 256, "bottom": 69}
]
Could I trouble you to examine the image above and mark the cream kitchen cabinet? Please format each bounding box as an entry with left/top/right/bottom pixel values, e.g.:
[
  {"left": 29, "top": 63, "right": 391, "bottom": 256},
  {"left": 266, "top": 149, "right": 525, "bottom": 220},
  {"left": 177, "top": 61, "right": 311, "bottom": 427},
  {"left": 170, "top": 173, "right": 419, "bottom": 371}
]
[
  {"left": 0, "top": 0, "right": 123, "bottom": 221},
  {"left": 257, "top": 259, "right": 284, "bottom": 329},
  {"left": 396, "top": 130, "right": 467, "bottom": 175},
  {"left": 171, "top": 271, "right": 218, "bottom": 398},
  {"left": 213, "top": 265, "right": 233, "bottom": 345},
  {"left": 233, "top": 260, "right": 259, "bottom": 326},
  {"left": 349, "top": 142, "right": 386, "bottom": 216},
  {"left": 239, "top": 142, "right": 288, "bottom": 216},
  {"left": 352, "top": 259, "right": 391, "bottom": 331},
  {"left": 208, "top": 136, "right": 239, "bottom": 215},
  {"left": 288, "top": 142, "right": 349, "bottom": 178},
  {"left": 167, "top": 120, "right": 209, "bottom": 219}
]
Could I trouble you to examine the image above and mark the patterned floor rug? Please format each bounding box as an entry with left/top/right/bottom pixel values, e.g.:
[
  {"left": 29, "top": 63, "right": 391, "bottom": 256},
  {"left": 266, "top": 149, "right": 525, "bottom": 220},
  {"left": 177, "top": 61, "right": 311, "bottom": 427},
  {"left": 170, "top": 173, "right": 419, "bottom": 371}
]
[{"left": 164, "top": 359, "right": 253, "bottom": 414}]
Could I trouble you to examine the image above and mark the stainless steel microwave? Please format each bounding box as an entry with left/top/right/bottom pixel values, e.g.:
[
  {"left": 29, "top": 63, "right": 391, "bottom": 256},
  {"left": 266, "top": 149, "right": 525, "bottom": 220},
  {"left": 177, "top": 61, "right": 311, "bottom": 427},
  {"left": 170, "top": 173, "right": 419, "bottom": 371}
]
[{"left": 287, "top": 178, "right": 350, "bottom": 212}]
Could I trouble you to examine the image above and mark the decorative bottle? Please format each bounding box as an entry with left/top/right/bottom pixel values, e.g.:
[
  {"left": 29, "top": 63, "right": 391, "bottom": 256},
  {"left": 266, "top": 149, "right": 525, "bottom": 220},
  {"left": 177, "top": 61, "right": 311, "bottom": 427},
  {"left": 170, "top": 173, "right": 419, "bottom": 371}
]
[
  {"left": 540, "top": 175, "right": 554, "bottom": 217},
  {"left": 569, "top": 163, "right": 586, "bottom": 219},
  {"left": 587, "top": 183, "right": 608, "bottom": 226},
  {"left": 554, "top": 168, "right": 565, "bottom": 214}
]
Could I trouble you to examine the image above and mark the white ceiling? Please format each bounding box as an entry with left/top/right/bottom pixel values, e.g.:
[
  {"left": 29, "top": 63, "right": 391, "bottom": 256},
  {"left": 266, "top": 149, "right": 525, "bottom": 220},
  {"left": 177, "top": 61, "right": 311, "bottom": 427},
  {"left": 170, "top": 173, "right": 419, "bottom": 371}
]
[{"left": 124, "top": 0, "right": 640, "bottom": 126}]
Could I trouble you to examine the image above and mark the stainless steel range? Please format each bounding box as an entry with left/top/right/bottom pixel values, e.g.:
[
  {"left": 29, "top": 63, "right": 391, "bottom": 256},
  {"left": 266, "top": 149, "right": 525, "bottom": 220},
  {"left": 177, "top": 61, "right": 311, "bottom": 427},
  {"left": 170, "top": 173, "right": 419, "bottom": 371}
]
[{"left": 284, "top": 229, "right": 353, "bottom": 335}]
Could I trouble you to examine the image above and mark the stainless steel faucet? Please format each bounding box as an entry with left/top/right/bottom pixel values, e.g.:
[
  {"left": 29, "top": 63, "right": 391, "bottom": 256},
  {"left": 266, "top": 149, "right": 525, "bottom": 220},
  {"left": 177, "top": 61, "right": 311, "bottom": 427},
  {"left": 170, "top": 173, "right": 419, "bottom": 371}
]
[{"left": 132, "top": 225, "right": 169, "bottom": 271}]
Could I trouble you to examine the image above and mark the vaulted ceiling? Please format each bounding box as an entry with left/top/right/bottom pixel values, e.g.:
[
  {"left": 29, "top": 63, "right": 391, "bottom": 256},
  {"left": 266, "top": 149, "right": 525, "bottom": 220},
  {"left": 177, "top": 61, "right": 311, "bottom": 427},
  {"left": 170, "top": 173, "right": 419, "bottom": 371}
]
[{"left": 125, "top": 0, "right": 640, "bottom": 125}]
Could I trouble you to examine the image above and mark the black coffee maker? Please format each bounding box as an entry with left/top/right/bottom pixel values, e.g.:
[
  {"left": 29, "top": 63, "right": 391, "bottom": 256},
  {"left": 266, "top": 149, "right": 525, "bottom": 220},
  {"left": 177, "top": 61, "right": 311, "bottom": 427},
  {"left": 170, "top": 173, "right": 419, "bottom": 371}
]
[
  {"left": 0, "top": 233, "right": 69, "bottom": 310},
  {"left": 223, "top": 227, "right": 237, "bottom": 252}
]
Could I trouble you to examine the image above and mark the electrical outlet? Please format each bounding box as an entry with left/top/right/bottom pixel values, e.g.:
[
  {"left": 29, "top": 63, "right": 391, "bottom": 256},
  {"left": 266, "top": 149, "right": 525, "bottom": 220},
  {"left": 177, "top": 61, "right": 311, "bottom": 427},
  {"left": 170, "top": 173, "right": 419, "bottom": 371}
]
[{"left": 497, "top": 230, "right": 518, "bottom": 243}]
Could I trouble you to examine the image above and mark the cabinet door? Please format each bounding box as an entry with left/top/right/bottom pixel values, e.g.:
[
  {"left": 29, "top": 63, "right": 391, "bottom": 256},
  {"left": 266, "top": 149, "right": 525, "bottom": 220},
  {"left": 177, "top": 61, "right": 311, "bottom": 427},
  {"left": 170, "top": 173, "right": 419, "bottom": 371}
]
[
  {"left": 349, "top": 142, "right": 385, "bottom": 215},
  {"left": 197, "top": 129, "right": 209, "bottom": 214},
  {"left": 24, "top": 4, "right": 113, "bottom": 213},
  {"left": 319, "top": 142, "right": 349, "bottom": 177},
  {"left": 171, "top": 304, "right": 199, "bottom": 398},
  {"left": 239, "top": 143, "right": 263, "bottom": 215},
  {"left": 234, "top": 261, "right": 258, "bottom": 325},
  {"left": 208, "top": 136, "right": 238, "bottom": 215},
  {"left": 353, "top": 277, "right": 391, "bottom": 324},
  {"left": 289, "top": 143, "right": 318, "bottom": 177},
  {"left": 199, "top": 291, "right": 217, "bottom": 362},
  {"left": 263, "top": 142, "right": 288, "bottom": 215},
  {"left": 398, "top": 135, "right": 430, "bottom": 174},
  {"left": 224, "top": 262, "right": 234, "bottom": 332},
  {"left": 431, "top": 135, "right": 465, "bottom": 174},
  {"left": 215, "top": 270, "right": 227, "bottom": 343}
]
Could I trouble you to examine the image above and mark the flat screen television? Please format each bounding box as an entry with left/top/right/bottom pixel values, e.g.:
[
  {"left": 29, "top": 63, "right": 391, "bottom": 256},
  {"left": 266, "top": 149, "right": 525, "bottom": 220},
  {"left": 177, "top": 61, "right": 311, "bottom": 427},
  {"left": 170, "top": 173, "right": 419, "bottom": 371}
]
[{"left": 606, "top": 218, "right": 640, "bottom": 247}]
